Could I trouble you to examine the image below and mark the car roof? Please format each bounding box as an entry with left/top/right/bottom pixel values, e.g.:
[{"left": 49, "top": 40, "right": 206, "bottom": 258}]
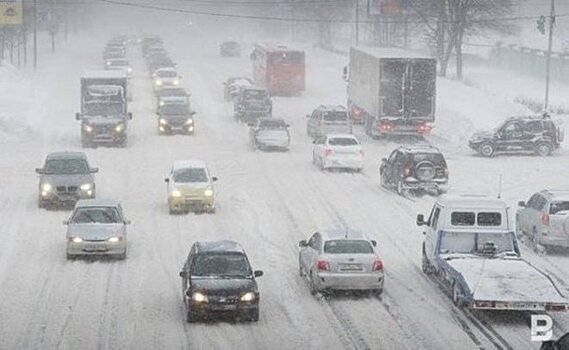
[
  {"left": 398, "top": 144, "right": 441, "bottom": 154},
  {"left": 195, "top": 240, "right": 245, "bottom": 254},
  {"left": 318, "top": 105, "right": 346, "bottom": 112},
  {"left": 46, "top": 151, "right": 87, "bottom": 160},
  {"left": 173, "top": 160, "right": 207, "bottom": 170},
  {"left": 155, "top": 67, "right": 176, "bottom": 72},
  {"left": 325, "top": 134, "right": 358, "bottom": 139},
  {"left": 75, "top": 199, "right": 120, "bottom": 208},
  {"left": 82, "top": 70, "right": 127, "bottom": 79},
  {"left": 318, "top": 229, "right": 370, "bottom": 241},
  {"left": 541, "top": 190, "right": 569, "bottom": 201},
  {"left": 437, "top": 194, "right": 507, "bottom": 210}
]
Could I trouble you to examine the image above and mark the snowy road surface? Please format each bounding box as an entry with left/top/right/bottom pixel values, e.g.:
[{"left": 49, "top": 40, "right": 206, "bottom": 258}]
[{"left": 0, "top": 30, "right": 568, "bottom": 350}]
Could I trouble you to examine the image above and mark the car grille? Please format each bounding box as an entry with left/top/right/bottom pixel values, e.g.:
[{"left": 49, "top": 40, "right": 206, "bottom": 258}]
[
  {"left": 209, "top": 295, "right": 239, "bottom": 304},
  {"left": 56, "top": 186, "right": 79, "bottom": 193}
]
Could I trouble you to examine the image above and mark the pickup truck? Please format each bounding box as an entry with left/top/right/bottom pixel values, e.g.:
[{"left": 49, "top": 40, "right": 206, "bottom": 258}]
[{"left": 417, "top": 194, "right": 568, "bottom": 311}]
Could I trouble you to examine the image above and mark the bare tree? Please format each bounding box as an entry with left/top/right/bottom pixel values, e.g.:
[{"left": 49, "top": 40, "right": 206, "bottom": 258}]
[{"left": 413, "top": 0, "right": 514, "bottom": 79}]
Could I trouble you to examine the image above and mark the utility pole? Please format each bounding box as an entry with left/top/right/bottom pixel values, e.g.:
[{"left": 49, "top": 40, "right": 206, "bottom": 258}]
[
  {"left": 33, "top": 0, "right": 37, "bottom": 70},
  {"left": 355, "top": 0, "right": 359, "bottom": 46},
  {"left": 544, "top": 0, "right": 555, "bottom": 111}
]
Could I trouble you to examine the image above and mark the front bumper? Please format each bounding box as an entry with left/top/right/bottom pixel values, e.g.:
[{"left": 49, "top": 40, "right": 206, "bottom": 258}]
[
  {"left": 169, "top": 195, "right": 215, "bottom": 211},
  {"left": 40, "top": 188, "right": 95, "bottom": 205},
  {"left": 539, "top": 234, "right": 569, "bottom": 248},
  {"left": 83, "top": 129, "right": 127, "bottom": 144},
  {"left": 315, "top": 271, "right": 384, "bottom": 291},
  {"left": 159, "top": 123, "right": 194, "bottom": 135},
  {"left": 188, "top": 297, "right": 258, "bottom": 316},
  {"left": 67, "top": 240, "right": 126, "bottom": 256}
]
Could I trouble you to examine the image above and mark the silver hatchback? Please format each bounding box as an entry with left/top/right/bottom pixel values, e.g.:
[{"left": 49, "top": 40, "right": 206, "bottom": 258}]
[{"left": 298, "top": 230, "right": 384, "bottom": 296}]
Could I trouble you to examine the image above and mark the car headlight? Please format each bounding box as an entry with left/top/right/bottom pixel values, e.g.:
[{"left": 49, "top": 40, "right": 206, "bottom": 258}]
[
  {"left": 42, "top": 183, "right": 52, "bottom": 192},
  {"left": 204, "top": 189, "right": 213, "bottom": 197},
  {"left": 115, "top": 124, "right": 125, "bottom": 132},
  {"left": 173, "top": 79, "right": 180, "bottom": 85},
  {"left": 108, "top": 237, "right": 120, "bottom": 243},
  {"left": 155, "top": 80, "right": 163, "bottom": 86},
  {"left": 185, "top": 118, "right": 194, "bottom": 125},
  {"left": 171, "top": 189, "right": 182, "bottom": 197},
  {"left": 71, "top": 237, "right": 83, "bottom": 243},
  {"left": 127, "top": 67, "right": 132, "bottom": 73},
  {"left": 240, "top": 292, "right": 255, "bottom": 302},
  {"left": 80, "top": 183, "right": 92, "bottom": 191},
  {"left": 159, "top": 118, "right": 168, "bottom": 125},
  {"left": 192, "top": 292, "right": 208, "bottom": 303},
  {"left": 83, "top": 125, "right": 93, "bottom": 133},
  {"left": 159, "top": 101, "right": 165, "bottom": 106}
]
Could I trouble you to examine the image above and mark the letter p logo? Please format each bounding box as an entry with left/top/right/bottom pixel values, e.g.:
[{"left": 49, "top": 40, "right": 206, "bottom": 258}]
[{"left": 531, "top": 314, "right": 553, "bottom": 342}]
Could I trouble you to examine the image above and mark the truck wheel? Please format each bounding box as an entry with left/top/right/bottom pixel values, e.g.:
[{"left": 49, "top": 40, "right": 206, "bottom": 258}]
[
  {"left": 535, "top": 142, "right": 552, "bottom": 157},
  {"left": 478, "top": 143, "right": 495, "bottom": 157},
  {"left": 247, "top": 308, "right": 260, "bottom": 322}
]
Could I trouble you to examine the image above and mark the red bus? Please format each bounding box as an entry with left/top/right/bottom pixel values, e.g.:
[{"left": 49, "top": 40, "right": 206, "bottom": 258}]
[{"left": 250, "top": 43, "right": 305, "bottom": 96}]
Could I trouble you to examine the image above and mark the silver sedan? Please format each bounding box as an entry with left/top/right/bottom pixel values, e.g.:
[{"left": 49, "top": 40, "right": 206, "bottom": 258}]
[{"left": 298, "top": 230, "right": 384, "bottom": 296}]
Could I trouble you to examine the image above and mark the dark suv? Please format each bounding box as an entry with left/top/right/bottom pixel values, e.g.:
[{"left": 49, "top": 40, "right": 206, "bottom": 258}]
[
  {"left": 469, "top": 115, "right": 563, "bottom": 157},
  {"left": 234, "top": 87, "right": 272, "bottom": 123},
  {"left": 179, "top": 240, "right": 263, "bottom": 322},
  {"left": 380, "top": 145, "right": 448, "bottom": 196}
]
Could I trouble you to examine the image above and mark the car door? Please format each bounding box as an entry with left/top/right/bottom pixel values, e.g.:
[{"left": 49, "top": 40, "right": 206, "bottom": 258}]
[
  {"left": 522, "top": 120, "right": 542, "bottom": 150},
  {"left": 383, "top": 150, "right": 398, "bottom": 185},
  {"left": 499, "top": 121, "right": 524, "bottom": 151},
  {"left": 182, "top": 246, "right": 195, "bottom": 295},
  {"left": 390, "top": 151, "right": 407, "bottom": 185},
  {"left": 166, "top": 168, "right": 174, "bottom": 195},
  {"left": 425, "top": 206, "right": 442, "bottom": 261},
  {"left": 519, "top": 194, "right": 538, "bottom": 233}
]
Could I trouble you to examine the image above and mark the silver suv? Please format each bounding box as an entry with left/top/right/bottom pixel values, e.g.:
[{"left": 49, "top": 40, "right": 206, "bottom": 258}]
[
  {"left": 306, "top": 105, "right": 352, "bottom": 140},
  {"left": 36, "top": 152, "right": 98, "bottom": 208}
]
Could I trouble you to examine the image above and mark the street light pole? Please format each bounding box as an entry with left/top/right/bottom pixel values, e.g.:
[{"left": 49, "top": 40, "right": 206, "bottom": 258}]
[
  {"left": 355, "top": 0, "right": 359, "bottom": 46},
  {"left": 33, "top": 0, "right": 37, "bottom": 70},
  {"left": 544, "top": 0, "right": 555, "bottom": 111}
]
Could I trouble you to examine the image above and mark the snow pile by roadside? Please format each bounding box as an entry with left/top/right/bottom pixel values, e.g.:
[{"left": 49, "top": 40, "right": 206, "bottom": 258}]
[{"left": 0, "top": 64, "right": 43, "bottom": 143}]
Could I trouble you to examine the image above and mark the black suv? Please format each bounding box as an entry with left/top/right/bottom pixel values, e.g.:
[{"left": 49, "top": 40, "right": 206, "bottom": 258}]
[
  {"left": 234, "top": 86, "right": 272, "bottom": 123},
  {"left": 380, "top": 145, "right": 448, "bottom": 196},
  {"left": 179, "top": 240, "right": 263, "bottom": 322},
  {"left": 469, "top": 115, "right": 563, "bottom": 157}
]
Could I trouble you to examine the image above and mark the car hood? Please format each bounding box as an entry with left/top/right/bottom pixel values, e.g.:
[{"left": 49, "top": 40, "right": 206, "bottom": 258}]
[
  {"left": 40, "top": 173, "right": 94, "bottom": 186},
  {"left": 469, "top": 130, "right": 495, "bottom": 142},
  {"left": 162, "top": 114, "right": 192, "bottom": 122},
  {"left": 83, "top": 116, "right": 125, "bottom": 125},
  {"left": 67, "top": 223, "right": 126, "bottom": 240},
  {"left": 190, "top": 277, "right": 256, "bottom": 294}
]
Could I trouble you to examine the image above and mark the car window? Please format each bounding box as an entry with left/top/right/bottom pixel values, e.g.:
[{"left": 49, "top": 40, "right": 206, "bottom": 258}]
[
  {"left": 328, "top": 137, "right": 358, "bottom": 146},
  {"left": 323, "top": 111, "right": 348, "bottom": 122},
  {"left": 323, "top": 240, "right": 373, "bottom": 254},
  {"left": 191, "top": 253, "right": 252, "bottom": 277},
  {"left": 45, "top": 159, "right": 89, "bottom": 174},
  {"left": 430, "top": 207, "right": 441, "bottom": 228},
  {"left": 259, "top": 119, "right": 287, "bottom": 129},
  {"left": 173, "top": 168, "right": 208, "bottom": 183},
  {"left": 502, "top": 121, "right": 523, "bottom": 138},
  {"left": 451, "top": 212, "right": 476, "bottom": 226},
  {"left": 477, "top": 212, "right": 502, "bottom": 226},
  {"left": 532, "top": 195, "right": 548, "bottom": 210},
  {"left": 71, "top": 207, "right": 121, "bottom": 224},
  {"left": 526, "top": 194, "right": 539, "bottom": 208},
  {"left": 158, "top": 71, "right": 177, "bottom": 78},
  {"left": 524, "top": 121, "right": 542, "bottom": 134},
  {"left": 387, "top": 150, "right": 398, "bottom": 164},
  {"left": 244, "top": 90, "right": 267, "bottom": 100},
  {"left": 160, "top": 88, "right": 187, "bottom": 97},
  {"left": 412, "top": 153, "right": 446, "bottom": 166},
  {"left": 315, "top": 137, "right": 325, "bottom": 145},
  {"left": 550, "top": 201, "right": 569, "bottom": 214},
  {"left": 160, "top": 104, "right": 188, "bottom": 115}
]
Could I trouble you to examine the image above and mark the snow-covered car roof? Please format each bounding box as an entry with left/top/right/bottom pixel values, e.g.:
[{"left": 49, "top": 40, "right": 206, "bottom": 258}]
[
  {"left": 437, "top": 194, "right": 507, "bottom": 210},
  {"left": 194, "top": 240, "right": 245, "bottom": 254},
  {"left": 46, "top": 151, "right": 87, "bottom": 160},
  {"left": 173, "top": 160, "right": 207, "bottom": 170},
  {"left": 154, "top": 67, "right": 177, "bottom": 73},
  {"left": 74, "top": 199, "right": 121, "bottom": 208},
  {"left": 82, "top": 70, "right": 128, "bottom": 79},
  {"left": 160, "top": 96, "right": 188, "bottom": 104},
  {"left": 398, "top": 145, "right": 441, "bottom": 154},
  {"left": 325, "top": 134, "right": 358, "bottom": 140},
  {"left": 319, "top": 229, "right": 370, "bottom": 241},
  {"left": 230, "top": 79, "right": 252, "bottom": 87},
  {"left": 541, "top": 190, "right": 569, "bottom": 201},
  {"left": 86, "top": 85, "right": 123, "bottom": 96}
]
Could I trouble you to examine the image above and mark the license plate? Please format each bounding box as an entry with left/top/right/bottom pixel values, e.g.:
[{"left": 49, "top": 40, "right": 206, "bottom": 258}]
[
  {"left": 340, "top": 264, "right": 362, "bottom": 271},
  {"left": 84, "top": 245, "right": 107, "bottom": 252}
]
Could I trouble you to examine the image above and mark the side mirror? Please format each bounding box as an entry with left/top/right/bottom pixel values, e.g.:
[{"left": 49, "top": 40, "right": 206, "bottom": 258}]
[
  {"left": 371, "top": 240, "right": 377, "bottom": 247},
  {"left": 90, "top": 167, "right": 99, "bottom": 173},
  {"left": 164, "top": 178, "right": 170, "bottom": 183},
  {"left": 298, "top": 240, "right": 308, "bottom": 247},
  {"left": 75, "top": 112, "right": 81, "bottom": 120},
  {"left": 35, "top": 168, "right": 44, "bottom": 174},
  {"left": 179, "top": 270, "right": 187, "bottom": 278},
  {"left": 212, "top": 177, "right": 218, "bottom": 182},
  {"left": 128, "top": 112, "right": 133, "bottom": 120},
  {"left": 254, "top": 270, "right": 263, "bottom": 277},
  {"left": 416, "top": 214, "right": 425, "bottom": 226},
  {"left": 63, "top": 219, "right": 69, "bottom": 225},
  {"left": 518, "top": 201, "right": 526, "bottom": 207}
]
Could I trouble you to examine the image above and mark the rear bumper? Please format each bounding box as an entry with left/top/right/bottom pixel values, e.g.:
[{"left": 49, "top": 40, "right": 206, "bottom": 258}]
[
  {"left": 255, "top": 137, "right": 290, "bottom": 148},
  {"left": 540, "top": 234, "right": 569, "bottom": 248},
  {"left": 322, "top": 156, "right": 363, "bottom": 170},
  {"left": 315, "top": 271, "right": 384, "bottom": 291},
  {"left": 402, "top": 180, "right": 448, "bottom": 192},
  {"left": 471, "top": 300, "right": 568, "bottom": 311}
]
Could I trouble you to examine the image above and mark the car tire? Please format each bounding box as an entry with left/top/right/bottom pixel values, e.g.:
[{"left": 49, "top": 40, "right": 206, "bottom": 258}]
[
  {"left": 208, "top": 206, "right": 216, "bottom": 214},
  {"left": 117, "top": 250, "right": 127, "bottom": 260},
  {"left": 186, "top": 310, "right": 198, "bottom": 323},
  {"left": 168, "top": 206, "right": 177, "bottom": 215},
  {"left": 478, "top": 142, "right": 495, "bottom": 157},
  {"left": 247, "top": 308, "right": 260, "bottom": 322},
  {"left": 422, "top": 249, "right": 432, "bottom": 275},
  {"left": 451, "top": 281, "right": 462, "bottom": 307},
  {"left": 66, "top": 253, "right": 76, "bottom": 260},
  {"left": 309, "top": 272, "right": 318, "bottom": 295},
  {"left": 396, "top": 180, "right": 408, "bottom": 197},
  {"left": 535, "top": 142, "right": 552, "bottom": 157},
  {"left": 372, "top": 289, "right": 383, "bottom": 297}
]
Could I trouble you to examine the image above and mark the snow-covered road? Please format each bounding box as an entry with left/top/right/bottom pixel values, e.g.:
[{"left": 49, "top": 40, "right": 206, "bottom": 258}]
[{"left": 0, "top": 28, "right": 568, "bottom": 350}]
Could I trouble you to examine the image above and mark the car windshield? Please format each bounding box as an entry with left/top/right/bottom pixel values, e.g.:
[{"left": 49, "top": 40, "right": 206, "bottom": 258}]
[
  {"left": 160, "top": 104, "right": 188, "bottom": 115},
  {"left": 439, "top": 231, "right": 515, "bottom": 255},
  {"left": 157, "top": 70, "right": 177, "bottom": 78},
  {"left": 324, "top": 240, "right": 374, "bottom": 254},
  {"left": 259, "top": 119, "right": 287, "bottom": 129},
  {"left": 192, "top": 253, "right": 251, "bottom": 277},
  {"left": 323, "top": 111, "right": 348, "bottom": 122},
  {"left": 244, "top": 90, "right": 267, "bottom": 100},
  {"left": 71, "top": 207, "right": 121, "bottom": 224},
  {"left": 412, "top": 153, "right": 446, "bottom": 166},
  {"left": 328, "top": 137, "right": 358, "bottom": 146},
  {"left": 109, "top": 60, "right": 128, "bottom": 66},
  {"left": 173, "top": 168, "right": 208, "bottom": 183},
  {"left": 550, "top": 201, "right": 569, "bottom": 214},
  {"left": 45, "top": 159, "right": 89, "bottom": 174}
]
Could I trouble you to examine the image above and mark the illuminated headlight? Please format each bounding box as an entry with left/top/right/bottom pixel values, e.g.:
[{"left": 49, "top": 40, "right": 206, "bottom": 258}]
[
  {"left": 173, "top": 79, "right": 180, "bottom": 85},
  {"left": 171, "top": 189, "right": 182, "bottom": 197},
  {"left": 188, "top": 126, "right": 194, "bottom": 132},
  {"left": 240, "top": 292, "right": 255, "bottom": 302},
  {"left": 106, "top": 61, "right": 111, "bottom": 66},
  {"left": 83, "top": 125, "right": 93, "bottom": 133},
  {"left": 71, "top": 237, "right": 83, "bottom": 243},
  {"left": 108, "top": 237, "right": 120, "bottom": 243},
  {"left": 185, "top": 119, "right": 194, "bottom": 125},
  {"left": 155, "top": 80, "right": 163, "bottom": 86},
  {"left": 159, "top": 118, "right": 168, "bottom": 125},
  {"left": 204, "top": 189, "right": 213, "bottom": 197},
  {"left": 159, "top": 101, "right": 165, "bottom": 106},
  {"left": 192, "top": 292, "right": 208, "bottom": 303},
  {"left": 127, "top": 67, "right": 132, "bottom": 73},
  {"left": 42, "top": 183, "right": 52, "bottom": 192},
  {"left": 80, "top": 183, "right": 92, "bottom": 191},
  {"left": 115, "top": 124, "right": 125, "bottom": 133}
]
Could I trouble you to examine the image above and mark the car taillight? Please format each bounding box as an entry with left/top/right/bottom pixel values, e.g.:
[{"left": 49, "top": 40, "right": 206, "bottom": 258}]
[
  {"left": 325, "top": 148, "right": 333, "bottom": 157},
  {"left": 373, "top": 259, "right": 384, "bottom": 271},
  {"left": 317, "top": 260, "right": 329, "bottom": 271},
  {"left": 417, "top": 122, "right": 433, "bottom": 134},
  {"left": 379, "top": 122, "right": 393, "bottom": 131},
  {"left": 404, "top": 167, "right": 411, "bottom": 177},
  {"left": 541, "top": 213, "right": 550, "bottom": 226},
  {"left": 546, "top": 303, "right": 567, "bottom": 311}
]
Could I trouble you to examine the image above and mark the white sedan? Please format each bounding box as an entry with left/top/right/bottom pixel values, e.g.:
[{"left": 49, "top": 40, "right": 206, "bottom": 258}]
[
  {"left": 312, "top": 134, "right": 364, "bottom": 172},
  {"left": 64, "top": 199, "right": 129, "bottom": 259},
  {"left": 153, "top": 67, "right": 182, "bottom": 90}
]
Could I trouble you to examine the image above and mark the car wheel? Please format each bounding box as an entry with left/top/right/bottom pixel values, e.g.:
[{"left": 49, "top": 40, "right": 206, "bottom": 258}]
[
  {"left": 422, "top": 249, "right": 432, "bottom": 275},
  {"left": 532, "top": 228, "right": 541, "bottom": 253},
  {"left": 397, "top": 180, "right": 408, "bottom": 196},
  {"left": 298, "top": 258, "right": 304, "bottom": 277},
  {"left": 66, "top": 253, "right": 76, "bottom": 260},
  {"left": 119, "top": 138, "right": 128, "bottom": 148},
  {"left": 478, "top": 142, "right": 495, "bottom": 157},
  {"left": 319, "top": 157, "right": 326, "bottom": 171},
  {"left": 117, "top": 250, "right": 127, "bottom": 260},
  {"left": 372, "top": 289, "right": 383, "bottom": 297},
  {"left": 247, "top": 308, "right": 259, "bottom": 322},
  {"left": 309, "top": 272, "right": 318, "bottom": 295},
  {"left": 535, "top": 142, "right": 552, "bottom": 157},
  {"left": 168, "top": 205, "right": 177, "bottom": 215},
  {"left": 451, "top": 281, "right": 462, "bottom": 307},
  {"left": 208, "top": 206, "right": 216, "bottom": 214}
]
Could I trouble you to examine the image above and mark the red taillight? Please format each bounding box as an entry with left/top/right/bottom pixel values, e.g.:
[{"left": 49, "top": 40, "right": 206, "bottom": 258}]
[
  {"left": 325, "top": 148, "right": 333, "bottom": 157},
  {"left": 417, "top": 122, "right": 433, "bottom": 134},
  {"left": 542, "top": 213, "right": 550, "bottom": 226},
  {"left": 404, "top": 167, "right": 411, "bottom": 177},
  {"left": 317, "top": 260, "right": 329, "bottom": 271},
  {"left": 379, "top": 122, "right": 393, "bottom": 131},
  {"left": 373, "top": 259, "right": 384, "bottom": 271},
  {"left": 546, "top": 303, "right": 567, "bottom": 311}
]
